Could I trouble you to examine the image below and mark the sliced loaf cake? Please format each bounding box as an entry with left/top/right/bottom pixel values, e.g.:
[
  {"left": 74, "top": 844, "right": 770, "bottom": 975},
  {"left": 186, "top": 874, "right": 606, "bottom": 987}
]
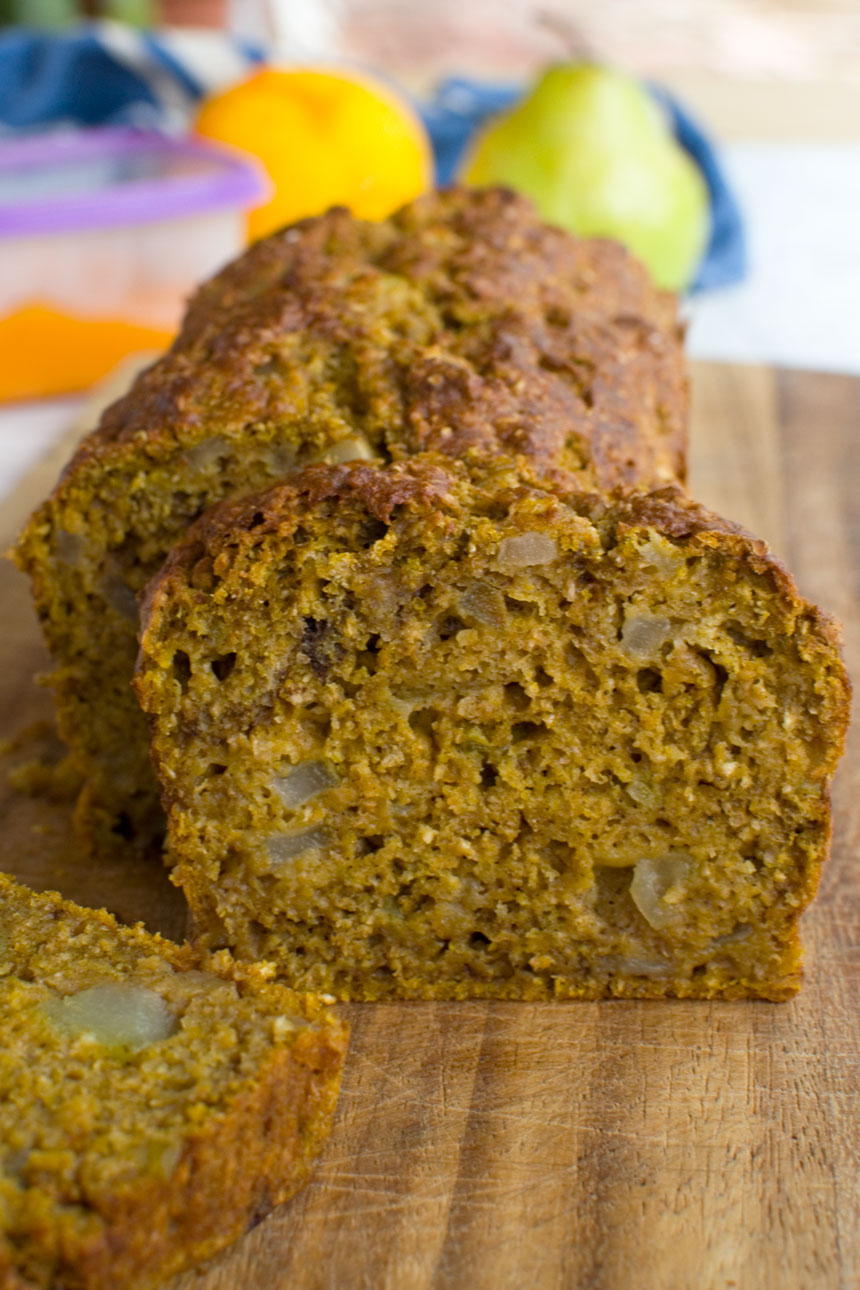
[
  {"left": 15, "top": 188, "right": 687, "bottom": 854},
  {"left": 134, "top": 456, "right": 849, "bottom": 1001},
  {"left": 0, "top": 872, "right": 347, "bottom": 1289}
]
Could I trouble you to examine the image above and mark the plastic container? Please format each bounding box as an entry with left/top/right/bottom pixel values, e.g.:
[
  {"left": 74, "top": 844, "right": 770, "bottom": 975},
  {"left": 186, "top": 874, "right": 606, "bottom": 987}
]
[{"left": 0, "top": 127, "right": 267, "bottom": 401}]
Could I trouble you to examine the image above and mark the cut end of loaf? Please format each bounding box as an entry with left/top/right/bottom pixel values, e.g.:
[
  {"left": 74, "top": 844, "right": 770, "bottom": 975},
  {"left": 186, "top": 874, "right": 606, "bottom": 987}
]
[{"left": 135, "top": 456, "right": 850, "bottom": 1002}]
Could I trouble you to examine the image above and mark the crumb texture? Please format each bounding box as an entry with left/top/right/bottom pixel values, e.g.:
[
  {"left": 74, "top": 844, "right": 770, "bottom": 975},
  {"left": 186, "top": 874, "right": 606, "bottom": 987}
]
[
  {"left": 0, "top": 874, "right": 347, "bottom": 1290},
  {"left": 135, "top": 455, "right": 850, "bottom": 1001}
]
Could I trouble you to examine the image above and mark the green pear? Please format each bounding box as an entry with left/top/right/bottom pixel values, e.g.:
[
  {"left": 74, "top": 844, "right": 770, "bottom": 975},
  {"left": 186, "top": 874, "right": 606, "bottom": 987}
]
[{"left": 460, "top": 63, "right": 710, "bottom": 292}]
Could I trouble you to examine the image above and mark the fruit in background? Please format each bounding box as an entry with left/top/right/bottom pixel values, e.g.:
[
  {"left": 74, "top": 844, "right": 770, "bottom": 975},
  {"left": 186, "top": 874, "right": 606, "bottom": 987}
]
[
  {"left": 460, "top": 63, "right": 709, "bottom": 292},
  {"left": 0, "top": 0, "right": 157, "bottom": 24},
  {"left": 194, "top": 67, "right": 433, "bottom": 242}
]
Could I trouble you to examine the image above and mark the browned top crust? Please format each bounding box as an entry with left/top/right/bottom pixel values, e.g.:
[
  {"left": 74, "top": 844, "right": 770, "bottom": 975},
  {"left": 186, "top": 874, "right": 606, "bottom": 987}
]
[
  {"left": 137, "top": 457, "right": 760, "bottom": 600},
  {"left": 139, "top": 452, "right": 846, "bottom": 678},
  {"left": 69, "top": 187, "right": 687, "bottom": 492},
  {"left": 140, "top": 456, "right": 762, "bottom": 575}
]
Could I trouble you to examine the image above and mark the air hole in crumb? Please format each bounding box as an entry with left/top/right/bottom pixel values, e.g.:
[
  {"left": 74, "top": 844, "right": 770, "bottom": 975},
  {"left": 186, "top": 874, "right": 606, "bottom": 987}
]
[
  {"left": 311, "top": 712, "right": 332, "bottom": 742},
  {"left": 631, "top": 751, "right": 643, "bottom": 764},
  {"left": 545, "top": 304, "right": 570, "bottom": 328},
  {"left": 504, "top": 682, "right": 530, "bottom": 711},
  {"left": 211, "top": 652, "right": 237, "bottom": 682},
  {"left": 440, "top": 306, "right": 467, "bottom": 332},
  {"left": 713, "top": 661, "right": 729, "bottom": 700},
  {"left": 245, "top": 921, "right": 270, "bottom": 957},
  {"left": 504, "top": 595, "right": 532, "bottom": 615},
  {"left": 361, "top": 835, "right": 385, "bottom": 854},
  {"left": 359, "top": 518, "right": 388, "bottom": 548},
  {"left": 726, "top": 624, "right": 773, "bottom": 657},
  {"left": 512, "top": 721, "right": 547, "bottom": 742},
  {"left": 636, "top": 667, "right": 663, "bottom": 694},
  {"left": 113, "top": 812, "right": 135, "bottom": 841},
  {"left": 695, "top": 649, "right": 729, "bottom": 701},
  {"left": 534, "top": 667, "right": 554, "bottom": 688},
  {"left": 438, "top": 615, "right": 466, "bottom": 641},
  {"left": 208, "top": 763, "right": 227, "bottom": 777},
  {"left": 357, "top": 633, "right": 381, "bottom": 675},
  {"left": 469, "top": 931, "right": 491, "bottom": 948},
  {"left": 545, "top": 841, "right": 570, "bottom": 875},
  {"left": 480, "top": 761, "right": 498, "bottom": 788},
  {"left": 408, "top": 708, "right": 438, "bottom": 739},
  {"left": 173, "top": 650, "right": 191, "bottom": 690},
  {"left": 247, "top": 511, "right": 265, "bottom": 530}
]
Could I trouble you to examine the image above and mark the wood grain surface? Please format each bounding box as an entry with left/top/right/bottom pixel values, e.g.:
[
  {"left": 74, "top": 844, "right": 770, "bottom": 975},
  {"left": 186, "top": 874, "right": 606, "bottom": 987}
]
[{"left": 0, "top": 362, "right": 857, "bottom": 1290}]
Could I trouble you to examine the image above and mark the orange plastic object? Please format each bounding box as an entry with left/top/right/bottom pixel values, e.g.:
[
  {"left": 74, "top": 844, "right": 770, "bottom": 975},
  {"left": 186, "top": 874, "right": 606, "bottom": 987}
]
[
  {"left": 194, "top": 67, "right": 433, "bottom": 241},
  {"left": 0, "top": 305, "right": 173, "bottom": 403}
]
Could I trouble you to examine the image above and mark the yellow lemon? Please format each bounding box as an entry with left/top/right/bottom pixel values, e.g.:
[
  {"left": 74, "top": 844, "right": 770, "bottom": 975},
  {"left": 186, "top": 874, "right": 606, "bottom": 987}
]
[{"left": 194, "top": 66, "right": 433, "bottom": 241}]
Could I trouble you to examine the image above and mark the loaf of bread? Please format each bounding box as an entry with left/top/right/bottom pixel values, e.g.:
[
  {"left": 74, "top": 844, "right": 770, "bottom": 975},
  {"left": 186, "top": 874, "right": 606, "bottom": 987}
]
[
  {"left": 134, "top": 454, "right": 849, "bottom": 1001},
  {"left": 0, "top": 872, "right": 347, "bottom": 1289},
  {"left": 15, "top": 188, "right": 687, "bottom": 855}
]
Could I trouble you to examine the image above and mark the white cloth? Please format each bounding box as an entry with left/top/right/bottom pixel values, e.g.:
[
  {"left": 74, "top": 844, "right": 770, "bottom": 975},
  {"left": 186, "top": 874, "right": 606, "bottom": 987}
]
[{"left": 688, "top": 141, "right": 860, "bottom": 375}]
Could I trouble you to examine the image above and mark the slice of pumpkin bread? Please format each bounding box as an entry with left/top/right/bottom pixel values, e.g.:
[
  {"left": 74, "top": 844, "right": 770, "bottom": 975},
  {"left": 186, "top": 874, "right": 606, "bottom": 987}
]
[
  {"left": 134, "top": 455, "right": 849, "bottom": 1001},
  {"left": 0, "top": 872, "right": 347, "bottom": 1290},
  {"left": 15, "top": 187, "right": 687, "bottom": 853}
]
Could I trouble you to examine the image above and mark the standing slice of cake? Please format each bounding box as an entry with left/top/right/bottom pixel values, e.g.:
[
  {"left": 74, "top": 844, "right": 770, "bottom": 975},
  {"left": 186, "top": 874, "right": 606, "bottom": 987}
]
[
  {"left": 135, "top": 455, "right": 849, "bottom": 1002},
  {"left": 0, "top": 873, "right": 347, "bottom": 1290}
]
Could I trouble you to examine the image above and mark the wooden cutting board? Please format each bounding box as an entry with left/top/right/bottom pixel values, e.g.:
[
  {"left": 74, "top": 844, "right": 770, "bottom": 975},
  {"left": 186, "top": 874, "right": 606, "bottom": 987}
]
[{"left": 1, "top": 363, "right": 857, "bottom": 1290}]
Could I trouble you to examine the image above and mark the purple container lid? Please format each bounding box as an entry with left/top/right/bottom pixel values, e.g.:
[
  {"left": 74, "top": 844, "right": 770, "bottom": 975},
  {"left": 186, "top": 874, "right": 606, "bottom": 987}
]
[{"left": 0, "top": 126, "right": 268, "bottom": 237}]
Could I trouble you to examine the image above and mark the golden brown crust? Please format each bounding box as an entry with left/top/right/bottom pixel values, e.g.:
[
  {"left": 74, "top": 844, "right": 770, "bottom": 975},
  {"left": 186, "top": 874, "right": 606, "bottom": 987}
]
[
  {"left": 138, "top": 457, "right": 459, "bottom": 627},
  {"left": 614, "top": 484, "right": 849, "bottom": 661},
  {"left": 55, "top": 1037, "right": 344, "bottom": 1290},
  {"left": 143, "top": 456, "right": 851, "bottom": 713},
  {"left": 64, "top": 187, "right": 687, "bottom": 492}
]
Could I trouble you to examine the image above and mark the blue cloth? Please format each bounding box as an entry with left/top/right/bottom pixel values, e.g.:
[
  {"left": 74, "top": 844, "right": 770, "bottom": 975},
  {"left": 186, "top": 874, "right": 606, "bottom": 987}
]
[
  {"left": 0, "top": 28, "right": 745, "bottom": 291},
  {"left": 0, "top": 26, "right": 164, "bottom": 129},
  {"left": 0, "top": 24, "right": 264, "bottom": 130}
]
